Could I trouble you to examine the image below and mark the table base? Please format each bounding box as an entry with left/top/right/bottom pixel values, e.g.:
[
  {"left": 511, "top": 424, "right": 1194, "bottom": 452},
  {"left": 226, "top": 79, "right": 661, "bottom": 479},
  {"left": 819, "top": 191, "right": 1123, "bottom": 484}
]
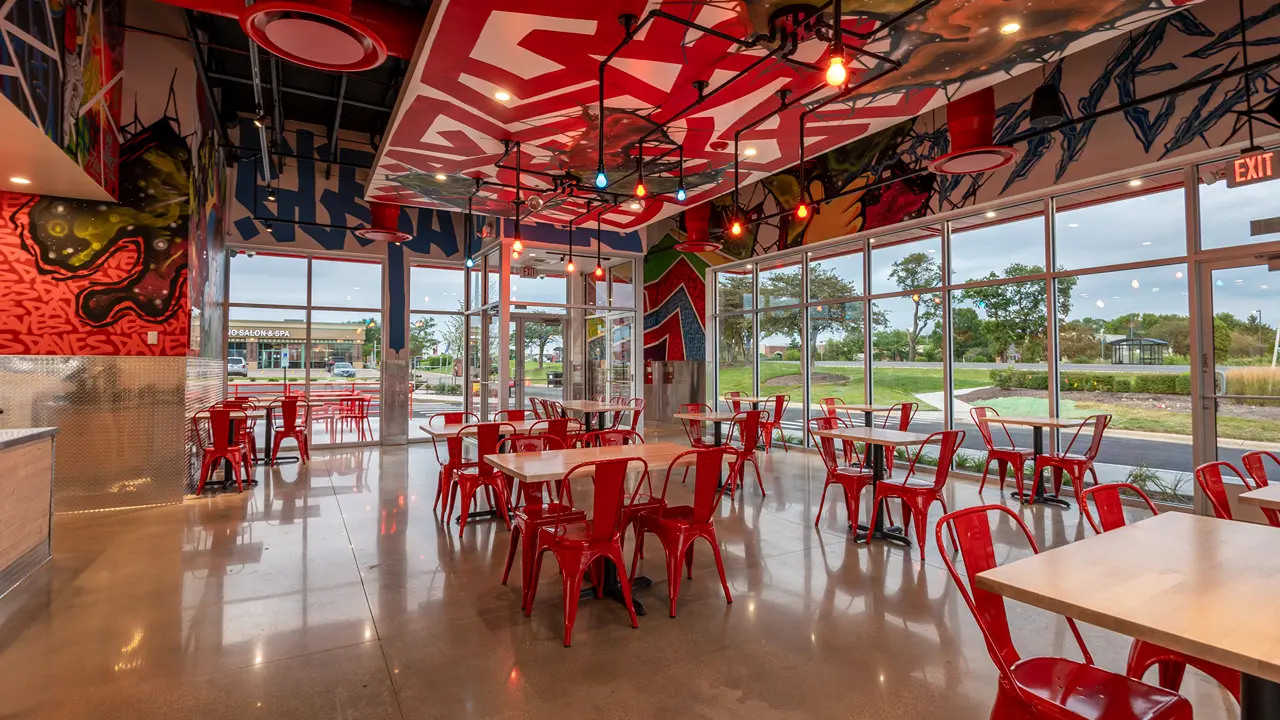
[
  {"left": 1009, "top": 490, "right": 1071, "bottom": 508},
  {"left": 1242, "top": 673, "right": 1280, "bottom": 720},
  {"left": 853, "top": 523, "right": 911, "bottom": 546},
  {"left": 257, "top": 456, "right": 300, "bottom": 467},
  {"left": 580, "top": 564, "right": 650, "bottom": 616},
  {"left": 456, "top": 509, "right": 501, "bottom": 524}
]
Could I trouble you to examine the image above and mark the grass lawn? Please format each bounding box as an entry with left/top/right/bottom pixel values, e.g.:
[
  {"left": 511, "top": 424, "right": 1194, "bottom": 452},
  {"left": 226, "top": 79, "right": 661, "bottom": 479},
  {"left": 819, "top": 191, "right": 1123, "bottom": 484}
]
[
  {"left": 716, "top": 362, "right": 990, "bottom": 410},
  {"left": 983, "top": 396, "right": 1280, "bottom": 442},
  {"left": 509, "top": 360, "right": 562, "bottom": 382}
]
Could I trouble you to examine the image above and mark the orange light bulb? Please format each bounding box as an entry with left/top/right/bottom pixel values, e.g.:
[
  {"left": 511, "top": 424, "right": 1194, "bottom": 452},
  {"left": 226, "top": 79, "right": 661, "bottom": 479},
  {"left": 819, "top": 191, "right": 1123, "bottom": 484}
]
[
  {"left": 512, "top": 239, "right": 523, "bottom": 252},
  {"left": 796, "top": 204, "right": 809, "bottom": 219},
  {"left": 826, "top": 56, "right": 846, "bottom": 86},
  {"left": 635, "top": 182, "right": 646, "bottom": 197},
  {"left": 730, "top": 221, "right": 742, "bottom": 236},
  {"left": 594, "top": 264, "right": 604, "bottom": 278},
  {"left": 566, "top": 260, "right": 575, "bottom": 272}
]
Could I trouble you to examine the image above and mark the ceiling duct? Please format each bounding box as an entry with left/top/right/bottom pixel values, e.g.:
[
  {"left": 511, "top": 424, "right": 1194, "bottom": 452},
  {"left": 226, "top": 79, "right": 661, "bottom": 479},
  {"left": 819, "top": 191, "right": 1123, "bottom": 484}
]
[
  {"left": 161, "top": 0, "right": 423, "bottom": 70},
  {"left": 673, "top": 202, "right": 721, "bottom": 253},
  {"left": 927, "top": 87, "right": 1018, "bottom": 175},
  {"left": 355, "top": 201, "right": 412, "bottom": 242}
]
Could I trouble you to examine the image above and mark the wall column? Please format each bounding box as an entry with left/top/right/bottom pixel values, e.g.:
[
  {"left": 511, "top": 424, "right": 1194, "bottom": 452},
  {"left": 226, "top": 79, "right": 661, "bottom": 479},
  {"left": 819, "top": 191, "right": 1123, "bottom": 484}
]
[{"left": 382, "top": 242, "right": 410, "bottom": 445}]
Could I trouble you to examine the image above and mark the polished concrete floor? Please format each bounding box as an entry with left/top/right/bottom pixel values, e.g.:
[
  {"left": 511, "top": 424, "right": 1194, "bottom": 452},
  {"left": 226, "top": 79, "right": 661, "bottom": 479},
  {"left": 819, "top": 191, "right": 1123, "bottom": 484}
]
[{"left": 0, "top": 428, "right": 1239, "bottom": 719}]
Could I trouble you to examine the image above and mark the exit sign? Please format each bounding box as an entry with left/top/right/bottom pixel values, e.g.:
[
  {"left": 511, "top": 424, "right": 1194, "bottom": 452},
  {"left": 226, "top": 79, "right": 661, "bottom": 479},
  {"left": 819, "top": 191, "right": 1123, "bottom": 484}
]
[
  {"left": 1227, "top": 150, "right": 1276, "bottom": 188},
  {"left": 519, "top": 265, "right": 538, "bottom": 279}
]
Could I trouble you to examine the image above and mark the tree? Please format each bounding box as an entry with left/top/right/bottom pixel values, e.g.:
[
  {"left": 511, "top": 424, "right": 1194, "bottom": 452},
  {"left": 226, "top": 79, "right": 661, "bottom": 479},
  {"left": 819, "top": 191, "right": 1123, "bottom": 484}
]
[
  {"left": 522, "top": 312, "right": 561, "bottom": 368},
  {"left": 758, "top": 265, "right": 859, "bottom": 340},
  {"left": 873, "top": 328, "right": 911, "bottom": 361},
  {"left": 442, "top": 302, "right": 465, "bottom": 356},
  {"left": 1058, "top": 320, "right": 1102, "bottom": 362},
  {"left": 960, "top": 264, "right": 1076, "bottom": 362},
  {"left": 361, "top": 318, "right": 380, "bottom": 366},
  {"left": 888, "top": 252, "right": 941, "bottom": 361},
  {"left": 411, "top": 316, "right": 437, "bottom": 359},
  {"left": 951, "top": 307, "right": 986, "bottom": 360},
  {"left": 717, "top": 273, "right": 754, "bottom": 363}
]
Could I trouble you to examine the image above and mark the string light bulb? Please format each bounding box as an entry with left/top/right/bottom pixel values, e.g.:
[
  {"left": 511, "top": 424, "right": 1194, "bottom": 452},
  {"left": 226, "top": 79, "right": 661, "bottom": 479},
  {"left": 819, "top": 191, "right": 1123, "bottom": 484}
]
[
  {"left": 730, "top": 221, "right": 742, "bottom": 236},
  {"left": 676, "top": 186, "right": 686, "bottom": 202},
  {"left": 826, "top": 56, "right": 846, "bottom": 86},
  {"left": 595, "top": 211, "right": 604, "bottom": 278},
  {"left": 595, "top": 167, "right": 608, "bottom": 188},
  {"left": 675, "top": 144, "right": 687, "bottom": 202},
  {"left": 635, "top": 141, "right": 646, "bottom": 197},
  {"left": 796, "top": 204, "right": 809, "bottom": 219}
]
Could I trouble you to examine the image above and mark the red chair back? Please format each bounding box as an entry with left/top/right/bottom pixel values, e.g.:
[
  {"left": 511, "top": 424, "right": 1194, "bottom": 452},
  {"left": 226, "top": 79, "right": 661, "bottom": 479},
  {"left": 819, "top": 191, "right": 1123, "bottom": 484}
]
[
  {"left": 768, "top": 394, "right": 789, "bottom": 419},
  {"left": 270, "top": 396, "right": 310, "bottom": 433},
  {"left": 902, "top": 430, "right": 965, "bottom": 490},
  {"left": 678, "top": 403, "right": 711, "bottom": 445},
  {"left": 498, "top": 433, "right": 564, "bottom": 453},
  {"left": 623, "top": 398, "right": 644, "bottom": 431},
  {"left": 531, "top": 417, "right": 580, "bottom": 446},
  {"left": 732, "top": 410, "right": 764, "bottom": 453},
  {"left": 881, "top": 402, "right": 917, "bottom": 431},
  {"left": 1079, "top": 482, "right": 1158, "bottom": 534},
  {"left": 1242, "top": 450, "right": 1280, "bottom": 487},
  {"left": 807, "top": 416, "right": 850, "bottom": 474},
  {"left": 1063, "top": 413, "right": 1111, "bottom": 459},
  {"left": 969, "top": 406, "right": 1014, "bottom": 451},
  {"left": 659, "top": 447, "right": 737, "bottom": 524},
  {"left": 723, "top": 391, "right": 744, "bottom": 413},
  {"left": 585, "top": 429, "right": 643, "bottom": 447},
  {"left": 457, "top": 422, "right": 517, "bottom": 475},
  {"left": 1195, "top": 461, "right": 1251, "bottom": 520},
  {"left": 529, "top": 398, "right": 544, "bottom": 419},
  {"left": 429, "top": 411, "right": 478, "bottom": 428},
  {"left": 555, "top": 458, "right": 646, "bottom": 542},
  {"left": 494, "top": 410, "right": 528, "bottom": 422},
  {"left": 936, "top": 505, "right": 1093, "bottom": 686},
  {"left": 193, "top": 408, "right": 247, "bottom": 452},
  {"left": 819, "top": 397, "right": 843, "bottom": 418}
]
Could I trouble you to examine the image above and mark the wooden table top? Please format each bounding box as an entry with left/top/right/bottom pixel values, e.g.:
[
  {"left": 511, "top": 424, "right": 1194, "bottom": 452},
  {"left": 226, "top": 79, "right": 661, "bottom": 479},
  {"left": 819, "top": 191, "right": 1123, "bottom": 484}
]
[
  {"left": 809, "top": 426, "right": 935, "bottom": 446},
  {"left": 976, "top": 512, "right": 1280, "bottom": 684},
  {"left": 419, "top": 419, "right": 543, "bottom": 438},
  {"left": 1240, "top": 484, "right": 1280, "bottom": 511},
  {"left": 560, "top": 400, "right": 635, "bottom": 413},
  {"left": 727, "top": 396, "right": 776, "bottom": 404},
  {"left": 672, "top": 411, "right": 737, "bottom": 422},
  {"left": 485, "top": 442, "right": 696, "bottom": 484},
  {"left": 976, "top": 415, "right": 1082, "bottom": 429}
]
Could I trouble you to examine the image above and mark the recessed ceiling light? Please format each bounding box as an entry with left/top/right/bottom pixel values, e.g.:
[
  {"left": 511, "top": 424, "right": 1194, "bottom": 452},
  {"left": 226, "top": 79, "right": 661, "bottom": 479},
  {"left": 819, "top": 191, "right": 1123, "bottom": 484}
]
[
  {"left": 927, "top": 249, "right": 936, "bottom": 253},
  {"left": 494, "top": 91, "right": 511, "bottom": 102},
  {"left": 1141, "top": 241, "right": 1151, "bottom": 246},
  {"left": 434, "top": 174, "right": 446, "bottom": 181},
  {"left": 9, "top": 176, "right": 31, "bottom": 185},
  {"left": 999, "top": 22, "right": 1021, "bottom": 35},
  {"left": 1067, "top": 223, "right": 1079, "bottom": 228},
  {"left": 743, "top": 147, "right": 757, "bottom": 157},
  {"left": 1128, "top": 179, "right": 1143, "bottom": 187}
]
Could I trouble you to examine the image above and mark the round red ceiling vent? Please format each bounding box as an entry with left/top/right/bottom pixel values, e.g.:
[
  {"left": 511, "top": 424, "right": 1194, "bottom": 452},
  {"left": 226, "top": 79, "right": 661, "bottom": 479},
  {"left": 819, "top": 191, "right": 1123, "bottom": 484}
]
[
  {"left": 354, "top": 202, "right": 411, "bottom": 243},
  {"left": 242, "top": 1, "right": 387, "bottom": 72},
  {"left": 928, "top": 87, "right": 1019, "bottom": 175},
  {"left": 674, "top": 240, "right": 723, "bottom": 253}
]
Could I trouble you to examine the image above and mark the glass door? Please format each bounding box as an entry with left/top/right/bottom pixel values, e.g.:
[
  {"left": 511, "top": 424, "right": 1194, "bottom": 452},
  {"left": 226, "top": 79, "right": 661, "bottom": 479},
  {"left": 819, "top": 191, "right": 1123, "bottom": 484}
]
[
  {"left": 513, "top": 314, "right": 565, "bottom": 412},
  {"left": 1206, "top": 262, "right": 1280, "bottom": 471}
]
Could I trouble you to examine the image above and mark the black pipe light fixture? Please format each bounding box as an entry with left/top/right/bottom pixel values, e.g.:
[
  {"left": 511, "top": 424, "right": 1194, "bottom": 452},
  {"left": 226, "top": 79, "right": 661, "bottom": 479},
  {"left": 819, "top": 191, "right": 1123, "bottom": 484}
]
[
  {"left": 266, "top": 185, "right": 277, "bottom": 202},
  {"left": 1028, "top": 65, "right": 1066, "bottom": 130},
  {"left": 675, "top": 144, "right": 687, "bottom": 201},
  {"left": 594, "top": 210, "right": 605, "bottom": 278},
  {"left": 464, "top": 187, "right": 477, "bottom": 268},
  {"left": 634, "top": 141, "right": 647, "bottom": 198}
]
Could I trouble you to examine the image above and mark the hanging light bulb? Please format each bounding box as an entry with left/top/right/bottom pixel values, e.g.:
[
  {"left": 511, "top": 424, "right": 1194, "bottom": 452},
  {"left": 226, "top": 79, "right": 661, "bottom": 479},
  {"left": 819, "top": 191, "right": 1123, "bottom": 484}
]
[
  {"left": 266, "top": 186, "right": 277, "bottom": 202},
  {"left": 635, "top": 181, "right": 646, "bottom": 197},
  {"left": 675, "top": 144, "right": 687, "bottom": 202},
  {"left": 512, "top": 249, "right": 520, "bottom": 260},
  {"left": 465, "top": 256, "right": 475, "bottom": 268},
  {"left": 566, "top": 258, "right": 576, "bottom": 272},
  {"left": 796, "top": 204, "right": 809, "bottom": 219},
  {"left": 594, "top": 263, "right": 604, "bottom": 278},
  {"left": 595, "top": 167, "right": 608, "bottom": 188},
  {"left": 730, "top": 221, "right": 742, "bottom": 236},
  {"left": 595, "top": 211, "right": 605, "bottom": 278},
  {"left": 676, "top": 186, "right": 687, "bottom": 202},
  {"left": 825, "top": 56, "right": 846, "bottom": 86},
  {"left": 513, "top": 239, "right": 523, "bottom": 252}
]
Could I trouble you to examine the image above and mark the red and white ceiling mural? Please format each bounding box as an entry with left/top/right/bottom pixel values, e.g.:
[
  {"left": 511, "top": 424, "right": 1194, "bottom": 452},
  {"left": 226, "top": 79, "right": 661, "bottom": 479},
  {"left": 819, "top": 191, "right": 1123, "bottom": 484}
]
[{"left": 367, "top": 0, "right": 1200, "bottom": 231}]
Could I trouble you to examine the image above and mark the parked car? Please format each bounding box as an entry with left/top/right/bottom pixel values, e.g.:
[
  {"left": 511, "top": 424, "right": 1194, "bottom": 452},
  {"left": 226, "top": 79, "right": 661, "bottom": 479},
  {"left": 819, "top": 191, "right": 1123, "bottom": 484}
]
[
  {"left": 331, "top": 361, "right": 357, "bottom": 378},
  {"left": 227, "top": 357, "right": 248, "bottom": 377}
]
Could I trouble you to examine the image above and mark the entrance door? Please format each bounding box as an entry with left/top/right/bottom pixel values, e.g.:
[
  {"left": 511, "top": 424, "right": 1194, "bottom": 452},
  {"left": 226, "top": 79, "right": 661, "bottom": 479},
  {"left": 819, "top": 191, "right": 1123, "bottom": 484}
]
[
  {"left": 513, "top": 315, "right": 565, "bottom": 414},
  {"left": 1202, "top": 260, "right": 1280, "bottom": 506}
]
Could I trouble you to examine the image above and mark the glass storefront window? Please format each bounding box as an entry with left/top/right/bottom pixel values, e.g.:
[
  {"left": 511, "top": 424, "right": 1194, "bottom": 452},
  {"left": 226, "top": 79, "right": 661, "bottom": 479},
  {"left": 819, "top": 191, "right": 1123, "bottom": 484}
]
[
  {"left": 1199, "top": 148, "right": 1280, "bottom": 250},
  {"left": 717, "top": 269, "right": 753, "bottom": 313},
  {"left": 809, "top": 301, "right": 864, "bottom": 405},
  {"left": 1055, "top": 172, "right": 1186, "bottom": 270},
  {"left": 717, "top": 314, "right": 754, "bottom": 411},
  {"left": 229, "top": 252, "right": 306, "bottom": 305},
  {"left": 311, "top": 258, "right": 382, "bottom": 308},
  {"left": 758, "top": 256, "right": 801, "bottom": 307},
  {"left": 870, "top": 228, "right": 943, "bottom": 295},
  {"left": 410, "top": 265, "right": 464, "bottom": 312},
  {"left": 949, "top": 203, "right": 1046, "bottom": 283},
  {"left": 808, "top": 244, "right": 863, "bottom": 301},
  {"left": 870, "top": 293, "right": 944, "bottom": 409}
]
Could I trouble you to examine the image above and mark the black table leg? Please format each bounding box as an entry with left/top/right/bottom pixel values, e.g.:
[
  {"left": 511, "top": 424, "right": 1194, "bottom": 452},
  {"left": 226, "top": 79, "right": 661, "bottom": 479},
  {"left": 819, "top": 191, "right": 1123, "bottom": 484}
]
[
  {"left": 854, "top": 444, "right": 911, "bottom": 546},
  {"left": 864, "top": 411, "right": 873, "bottom": 427},
  {"left": 591, "top": 558, "right": 648, "bottom": 616},
  {"left": 257, "top": 409, "right": 299, "bottom": 468},
  {"left": 1010, "top": 427, "right": 1070, "bottom": 508},
  {"left": 713, "top": 421, "right": 723, "bottom": 447},
  {"left": 1242, "top": 673, "right": 1280, "bottom": 720}
]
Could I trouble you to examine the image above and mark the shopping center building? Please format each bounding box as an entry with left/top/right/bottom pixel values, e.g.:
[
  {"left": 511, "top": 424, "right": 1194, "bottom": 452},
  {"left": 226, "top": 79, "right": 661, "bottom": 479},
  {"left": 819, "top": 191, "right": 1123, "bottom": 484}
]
[{"left": 227, "top": 319, "right": 367, "bottom": 370}]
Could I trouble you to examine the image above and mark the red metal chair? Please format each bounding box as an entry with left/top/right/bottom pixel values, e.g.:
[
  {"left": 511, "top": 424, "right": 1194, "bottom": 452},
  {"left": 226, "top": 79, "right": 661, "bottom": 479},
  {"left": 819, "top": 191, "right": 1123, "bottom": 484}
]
[
  {"left": 529, "top": 397, "right": 545, "bottom": 419},
  {"left": 494, "top": 409, "right": 528, "bottom": 422},
  {"left": 618, "top": 397, "right": 644, "bottom": 433},
  {"left": 337, "top": 395, "right": 375, "bottom": 442},
  {"left": 527, "top": 457, "right": 645, "bottom": 646},
  {"left": 531, "top": 417, "right": 585, "bottom": 448},
  {"left": 583, "top": 429, "right": 644, "bottom": 447},
  {"left": 445, "top": 422, "right": 517, "bottom": 536},
  {"left": 1241, "top": 450, "right": 1280, "bottom": 527},
  {"left": 818, "top": 397, "right": 846, "bottom": 419},
  {"left": 217, "top": 398, "right": 260, "bottom": 462},
  {"left": 936, "top": 504, "right": 1193, "bottom": 720},
  {"left": 809, "top": 416, "right": 874, "bottom": 527},
  {"left": 268, "top": 396, "right": 312, "bottom": 463},
  {"left": 499, "top": 434, "right": 581, "bottom": 612},
  {"left": 1034, "top": 414, "right": 1111, "bottom": 506},
  {"left": 1078, "top": 482, "right": 1242, "bottom": 702},
  {"left": 723, "top": 391, "right": 744, "bottom": 413},
  {"left": 677, "top": 403, "right": 714, "bottom": 450},
  {"left": 192, "top": 408, "right": 252, "bottom": 494},
  {"left": 428, "top": 412, "right": 478, "bottom": 514},
  {"left": 875, "top": 402, "right": 918, "bottom": 475},
  {"left": 629, "top": 446, "right": 738, "bottom": 617},
  {"left": 759, "top": 395, "right": 791, "bottom": 452},
  {"left": 971, "top": 406, "right": 1031, "bottom": 496},
  {"left": 724, "top": 410, "right": 767, "bottom": 498},
  {"left": 865, "top": 430, "right": 964, "bottom": 560},
  {"left": 1194, "top": 460, "right": 1251, "bottom": 521}
]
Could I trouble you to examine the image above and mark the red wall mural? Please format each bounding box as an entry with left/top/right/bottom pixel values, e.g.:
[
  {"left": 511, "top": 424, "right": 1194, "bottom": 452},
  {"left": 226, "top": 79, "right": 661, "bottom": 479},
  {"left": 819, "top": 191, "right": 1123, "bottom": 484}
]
[{"left": 0, "top": 118, "right": 193, "bottom": 356}]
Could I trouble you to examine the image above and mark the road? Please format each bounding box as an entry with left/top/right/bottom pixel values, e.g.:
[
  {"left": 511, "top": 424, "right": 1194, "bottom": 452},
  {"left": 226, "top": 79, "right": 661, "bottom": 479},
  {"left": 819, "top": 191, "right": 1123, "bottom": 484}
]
[{"left": 807, "top": 361, "right": 1191, "bottom": 374}]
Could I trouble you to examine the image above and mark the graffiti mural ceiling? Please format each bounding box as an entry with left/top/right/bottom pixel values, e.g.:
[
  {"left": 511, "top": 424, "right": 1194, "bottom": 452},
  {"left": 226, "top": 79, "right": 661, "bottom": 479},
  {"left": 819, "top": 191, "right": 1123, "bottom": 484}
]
[{"left": 368, "top": 0, "right": 1200, "bottom": 231}]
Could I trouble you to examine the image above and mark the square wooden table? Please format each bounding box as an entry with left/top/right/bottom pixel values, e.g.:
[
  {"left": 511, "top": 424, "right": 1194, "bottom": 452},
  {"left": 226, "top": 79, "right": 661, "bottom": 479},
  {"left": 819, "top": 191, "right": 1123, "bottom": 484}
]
[
  {"left": 826, "top": 404, "right": 896, "bottom": 427},
  {"left": 671, "top": 411, "right": 737, "bottom": 446},
  {"left": 1240, "top": 484, "right": 1280, "bottom": 512},
  {"left": 976, "top": 512, "right": 1280, "bottom": 718},
  {"left": 810, "top": 426, "right": 936, "bottom": 546},
  {"left": 559, "top": 400, "right": 636, "bottom": 432},
  {"left": 419, "top": 418, "right": 543, "bottom": 439},
  {"left": 727, "top": 395, "right": 776, "bottom": 411},
  {"left": 976, "top": 415, "right": 1082, "bottom": 508}
]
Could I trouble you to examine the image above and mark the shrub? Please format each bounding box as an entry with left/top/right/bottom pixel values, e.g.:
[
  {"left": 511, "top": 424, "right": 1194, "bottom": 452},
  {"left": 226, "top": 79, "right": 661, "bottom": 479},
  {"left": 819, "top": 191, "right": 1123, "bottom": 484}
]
[
  {"left": 990, "top": 369, "right": 1012, "bottom": 388},
  {"left": 1133, "top": 374, "right": 1178, "bottom": 394},
  {"left": 1113, "top": 376, "right": 1133, "bottom": 393},
  {"left": 1175, "top": 374, "right": 1192, "bottom": 395}
]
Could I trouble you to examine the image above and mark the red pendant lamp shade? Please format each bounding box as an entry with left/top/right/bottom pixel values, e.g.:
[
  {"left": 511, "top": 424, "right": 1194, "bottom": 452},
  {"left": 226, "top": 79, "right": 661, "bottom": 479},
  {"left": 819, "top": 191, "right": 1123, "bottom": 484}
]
[
  {"left": 674, "top": 202, "right": 721, "bottom": 253},
  {"left": 355, "top": 201, "right": 412, "bottom": 243},
  {"left": 927, "top": 87, "right": 1019, "bottom": 175}
]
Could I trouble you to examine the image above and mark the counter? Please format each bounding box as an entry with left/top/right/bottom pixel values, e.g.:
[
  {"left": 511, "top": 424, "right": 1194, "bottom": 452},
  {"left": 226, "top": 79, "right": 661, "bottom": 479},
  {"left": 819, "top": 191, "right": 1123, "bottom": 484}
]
[{"left": 0, "top": 428, "right": 56, "bottom": 597}]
